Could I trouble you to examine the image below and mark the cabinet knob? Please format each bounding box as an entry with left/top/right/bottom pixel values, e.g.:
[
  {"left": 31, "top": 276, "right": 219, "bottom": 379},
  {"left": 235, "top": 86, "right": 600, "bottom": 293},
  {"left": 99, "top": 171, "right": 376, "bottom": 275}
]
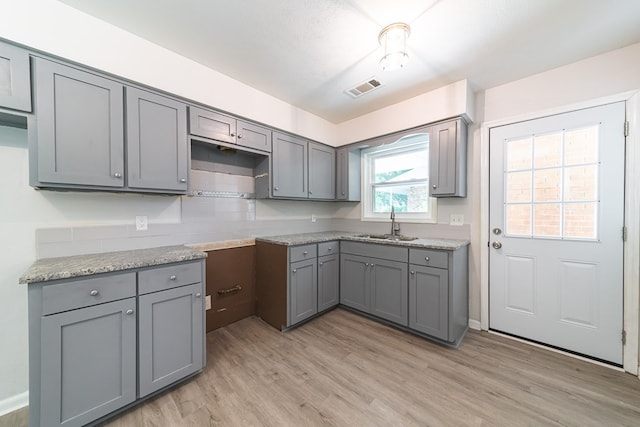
[
  {"left": 425, "top": 256, "right": 430, "bottom": 262},
  {"left": 327, "top": 247, "right": 332, "bottom": 251},
  {"left": 432, "top": 184, "right": 437, "bottom": 189},
  {"left": 309, "top": 190, "right": 313, "bottom": 194},
  {"left": 342, "top": 191, "right": 345, "bottom": 195},
  {"left": 319, "top": 262, "right": 324, "bottom": 266},
  {"left": 365, "top": 263, "right": 369, "bottom": 267},
  {"left": 230, "top": 132, "right": 236, "bottom": 137},
  {"left": 114, "top": 172, "right": 122, "bottom": 179},
  {"left": 292, "top": 269, "right": 297, "bottom": 273},
  {"left": 170, "top": 275, "right": 177, "bottom": 281},
  {"left": 195, "top": 293, "right": 202, "bottom": 298},
  {"left": 303, "top": 251, "right": 308, "bottom": 255},
  {"left": 89, "top": 289, "right": 99, "bottom": 296},
  {"left": 126, "top": 309, "right": 134, "bottom": 315},
  {"left": 410, "top": 270, "right": 415, "bottom": 275},
  {"left": 370, "top": 263, "right": 375, "bottom": 267},
  {"left": 237, "top": 134, "right": 243, "bottom": 139},
  {"left": 274, "top": 187, "right": 279, "bottom": 191},
  {"left": 179, "top": 178, "right": 187, "bottom": 183}
]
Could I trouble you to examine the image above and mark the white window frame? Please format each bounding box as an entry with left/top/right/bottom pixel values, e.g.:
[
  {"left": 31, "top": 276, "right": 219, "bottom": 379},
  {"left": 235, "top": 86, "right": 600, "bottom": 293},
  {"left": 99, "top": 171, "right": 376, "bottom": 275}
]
[{"left": 361, "top": 134, "right": 437, "bottom": 223}]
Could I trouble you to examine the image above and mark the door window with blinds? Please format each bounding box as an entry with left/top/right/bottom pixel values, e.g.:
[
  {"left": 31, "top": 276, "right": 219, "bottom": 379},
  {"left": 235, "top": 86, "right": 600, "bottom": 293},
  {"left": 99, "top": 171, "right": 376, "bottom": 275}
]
[
  {"left": 504, "top": 125, "right": 600, "bottom": 240},
  {"left": 361, "top": 134, "right": 436, "bottom": 222}
]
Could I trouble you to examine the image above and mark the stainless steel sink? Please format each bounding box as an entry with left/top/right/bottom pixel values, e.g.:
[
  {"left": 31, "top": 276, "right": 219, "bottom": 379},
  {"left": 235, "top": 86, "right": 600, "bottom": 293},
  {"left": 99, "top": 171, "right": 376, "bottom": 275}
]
[{"left": 361, "top": 234, "right": 418, "bottom": 242}]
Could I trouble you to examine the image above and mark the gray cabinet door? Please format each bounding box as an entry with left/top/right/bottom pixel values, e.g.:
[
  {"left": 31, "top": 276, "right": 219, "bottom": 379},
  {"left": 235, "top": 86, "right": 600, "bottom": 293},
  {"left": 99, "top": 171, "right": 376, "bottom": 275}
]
[
  {"left": 318, "top": 254, "right": 339, "bottom": 311},
  {"left": 237, "top": 120, "right": 272, "bottom": 152},
  {"left": 370, "top": 259, "right": 408, "bottom": 325},
  {"left": 126, "top": 87, "right": 188, "bottom": 192},
  {"left": 139, "top": 283, "right": 204, "bottom": 397},
  {"left": 272, "top": 132, "right": 307, "bottom": 198},
  {"left": 34, "top": 58, "right": 125, "bottom": 187},
  {"left": 188, "top": 106, "right": 236, "bottom": 144},
  {"left": 40, "top": 298, "right": 136, "bottom": 427},
  {"left": 308, "top": 142, "right": 335, "bottom": 199},
  {"left": 336, "top": 148, "right": 361, "bottom": 201},
  {"left": 429, "top": 119, "right": 466, "bottom": 197},
  {"left": 339, "top": 254, "right": 369, "bottom": 312},
  {"left": 289, "top": 258, "right": 318, "bottom": 326},
  {"left": 409, "top": 265, "right": 449, "bottom": 340},
  {"left": 0, "top": 41, "right": 31, "bottom": 112}
]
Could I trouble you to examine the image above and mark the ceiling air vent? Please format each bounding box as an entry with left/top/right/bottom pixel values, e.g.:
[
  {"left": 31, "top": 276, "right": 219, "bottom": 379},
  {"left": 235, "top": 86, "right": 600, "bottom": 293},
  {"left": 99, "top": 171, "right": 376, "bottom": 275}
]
[{"left": 345, "top": 77, "right": 383, "bottom": 98}]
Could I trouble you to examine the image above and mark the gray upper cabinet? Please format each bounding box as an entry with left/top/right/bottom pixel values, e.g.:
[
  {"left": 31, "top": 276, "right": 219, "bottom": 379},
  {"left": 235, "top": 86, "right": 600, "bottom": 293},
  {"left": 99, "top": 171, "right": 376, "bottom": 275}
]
[
  {"left": 189, "top": 106, "right": 236, "bottom": 144},
  {"left": 429, "top": 118, "right": 467, "bottom": 197},
  {"left": 272, "top": 131, "right": 308, "bottom": 198},
  {"left": 308, "top": 142, "right": 335, "bottom": 199},
  {"left": 336, "top": 147, "right": 361, "bottom": 201},
  {"left": 32, "top": 57, "right": 125, "bottom": 188},
  {"left": 0, "top": 41, "right": 31, "bottom": 112},
  {"left": 126, "top": 87, "right": 188, "bottom": 192},
  {"left": 189, "top": 106, "right": 272, "bottom": 153}
]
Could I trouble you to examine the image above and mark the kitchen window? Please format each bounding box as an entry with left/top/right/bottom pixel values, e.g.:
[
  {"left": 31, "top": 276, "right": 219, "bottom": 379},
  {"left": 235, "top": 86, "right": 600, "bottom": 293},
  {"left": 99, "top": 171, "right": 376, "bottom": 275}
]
[{"left": 361, "top": 133, "right": 436, "bottom": 222}]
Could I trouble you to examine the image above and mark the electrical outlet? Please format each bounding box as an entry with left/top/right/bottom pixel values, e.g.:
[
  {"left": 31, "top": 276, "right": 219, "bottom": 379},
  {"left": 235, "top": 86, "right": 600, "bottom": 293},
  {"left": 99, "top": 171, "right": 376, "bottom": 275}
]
[
  {"left": 311, "top": 214, "right": 317, "bottom": 223},
  {"left": 135, "top": 215, "right": 148, "bottom": 231},
  {"left": 205, "top": 295, "right": 212, "bottom": 310},
  {"left": 450, "top": 214, "right": 464, "bottom": 226}
]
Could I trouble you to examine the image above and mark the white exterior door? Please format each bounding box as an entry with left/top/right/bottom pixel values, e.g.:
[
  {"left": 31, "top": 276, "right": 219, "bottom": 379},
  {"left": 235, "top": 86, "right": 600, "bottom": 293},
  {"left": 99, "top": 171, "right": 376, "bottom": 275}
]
[{"left": 489, "top": 102, "right": 625, "bottom": 364}]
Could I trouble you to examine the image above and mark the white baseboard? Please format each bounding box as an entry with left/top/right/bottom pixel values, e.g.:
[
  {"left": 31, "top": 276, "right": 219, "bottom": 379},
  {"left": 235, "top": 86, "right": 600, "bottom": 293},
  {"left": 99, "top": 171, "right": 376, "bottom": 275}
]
[
  {"left": 0, "top": 391, "right": 28, "bottom": 417},
  {"left": 468, "top": 319, "right": 482, "bottom": 331}
]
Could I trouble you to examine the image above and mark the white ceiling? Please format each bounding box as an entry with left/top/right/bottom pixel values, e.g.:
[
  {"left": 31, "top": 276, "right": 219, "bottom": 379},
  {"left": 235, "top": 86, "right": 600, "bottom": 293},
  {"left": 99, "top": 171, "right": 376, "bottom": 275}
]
[{"left": 59, "top": 0, "right": 640, "bottom": 124}]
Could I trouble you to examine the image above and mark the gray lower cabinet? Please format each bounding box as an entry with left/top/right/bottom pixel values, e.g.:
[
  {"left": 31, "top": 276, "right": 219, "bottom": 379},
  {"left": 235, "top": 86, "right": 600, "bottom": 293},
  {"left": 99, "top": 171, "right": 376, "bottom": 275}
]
[
  {"left": 40, "top": 297, "right": 137, "bottom": 427},
  {"left": 272, "top": 132, "right": 308, "bottom": 198},
  {"left": 31, "top": 57, "right": 125, "bottom": 189},
  {"left": 340, "top": 242, "right": 409, "bottom": 325},
  {"left": 126, "top": 87, "right": 188, "bottom": 192},
  {"left": 429, "top": 118, "right": 467, "bottom": 197},
  {"left": 318, "top": 253, "right": 339, "bottom": 311},
  {"left": 408, "top": 246, "right": 469, "bottom": 344},
  {"left": 308, "top": 142, "right": 335, "bottom": 200},
  {"left": 28, "top": 260, "right": 205, "bottom": 427},
  {"left": 0, "top": 40, "right": 31, "bottom": 112},
  {"left": 138, "top": 282, "right": 203, "bottom": 397},
  {"left": 289, "top": 258, "right": 318, "bottom": 325}
]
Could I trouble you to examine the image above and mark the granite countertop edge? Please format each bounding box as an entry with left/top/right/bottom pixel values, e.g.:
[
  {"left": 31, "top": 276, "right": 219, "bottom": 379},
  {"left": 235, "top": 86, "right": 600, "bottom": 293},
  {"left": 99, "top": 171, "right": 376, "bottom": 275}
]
[
  {"left": 20, "top": 245, "right": 207, "bottom": 285},
  {"left": 255, "top": 231, "right": 470, "bottom": 250}
]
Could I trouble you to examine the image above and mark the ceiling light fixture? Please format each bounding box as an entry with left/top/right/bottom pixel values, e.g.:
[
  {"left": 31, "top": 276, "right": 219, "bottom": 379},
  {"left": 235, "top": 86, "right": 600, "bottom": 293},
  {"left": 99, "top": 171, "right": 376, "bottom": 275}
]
[{"left": 378, "top": 22, "right": 411, "bottom": 71}]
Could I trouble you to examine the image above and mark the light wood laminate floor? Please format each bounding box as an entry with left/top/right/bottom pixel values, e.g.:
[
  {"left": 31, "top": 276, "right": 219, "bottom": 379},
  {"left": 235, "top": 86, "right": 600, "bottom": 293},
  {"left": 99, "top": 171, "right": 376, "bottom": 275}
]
[{"left": 6, "top": 308, "right": 640, "bottom": 426}]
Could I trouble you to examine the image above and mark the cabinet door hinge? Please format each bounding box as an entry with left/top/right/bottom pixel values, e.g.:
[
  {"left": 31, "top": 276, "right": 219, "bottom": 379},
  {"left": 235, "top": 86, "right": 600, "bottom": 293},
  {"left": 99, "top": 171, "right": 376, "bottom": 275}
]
[
  {"left": 622, "top": 226, "right": 627, "bottom": 242},
  {"left": 624, "top": 121, "right": 629, "bottom": 137},
  {"left": 622, "top": 330, "right": 627, "bottom": 345}
]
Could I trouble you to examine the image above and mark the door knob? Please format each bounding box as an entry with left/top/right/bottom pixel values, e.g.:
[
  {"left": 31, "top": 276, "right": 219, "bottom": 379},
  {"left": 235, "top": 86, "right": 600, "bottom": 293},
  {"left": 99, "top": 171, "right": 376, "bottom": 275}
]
[{"left": 492, "top": 241, "right": 502, "bottom": 249}]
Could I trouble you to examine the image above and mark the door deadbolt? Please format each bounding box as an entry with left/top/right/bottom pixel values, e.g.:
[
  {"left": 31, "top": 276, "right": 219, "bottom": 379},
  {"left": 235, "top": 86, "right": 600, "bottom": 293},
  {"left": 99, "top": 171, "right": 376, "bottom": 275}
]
[
  {"left": 492, "top": 241, "right": 502, "bottom": 249},
  {"left": 493, "top": 228, "right": 502, "bottom": 235}
]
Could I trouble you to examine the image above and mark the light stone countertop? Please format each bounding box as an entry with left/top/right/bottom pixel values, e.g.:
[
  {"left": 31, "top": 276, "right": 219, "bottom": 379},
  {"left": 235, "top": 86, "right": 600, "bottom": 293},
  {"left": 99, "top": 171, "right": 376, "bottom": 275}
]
[
  {"left": 20, "top": 245, "right": 207, "bottom": 284},
  {"left": 255, "top": 231, "right": 469, "bottom": 251},
  {"left": 187, "top": 238, "right": 256, "bottom": 252}
]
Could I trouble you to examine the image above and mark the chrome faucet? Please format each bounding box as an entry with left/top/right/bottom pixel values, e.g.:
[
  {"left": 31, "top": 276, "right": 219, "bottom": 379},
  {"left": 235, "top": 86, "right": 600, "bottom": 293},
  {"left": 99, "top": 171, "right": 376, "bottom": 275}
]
[{"left": 390, "top": 206, "right": 399, "bottom": 236}]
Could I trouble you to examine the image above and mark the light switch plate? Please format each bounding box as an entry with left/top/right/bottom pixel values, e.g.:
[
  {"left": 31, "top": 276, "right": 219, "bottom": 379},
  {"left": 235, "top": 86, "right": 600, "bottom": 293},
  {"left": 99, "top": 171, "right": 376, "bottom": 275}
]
[
  {"left": 311, "top": 214, "right": 317, "bottom": 223},
  {"left": 205, "top": 295, "right": 212, "bottom": 310},
  {"left": 450, "top": 214, "right": 464, "bottom": 226}
]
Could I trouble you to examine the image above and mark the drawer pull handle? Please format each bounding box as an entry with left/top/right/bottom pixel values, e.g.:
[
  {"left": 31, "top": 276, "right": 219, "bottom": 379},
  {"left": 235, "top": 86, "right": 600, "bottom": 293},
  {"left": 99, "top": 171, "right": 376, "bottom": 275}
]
[
  {"left": 126, "top": 309, "right": 134, "bottom": 315},
  {"left": 89, "top": 290, "right": 99, "bottom": 296},
  {"left": 217, "top": 285, "right": 242, "bottom": 295},
  {"left": 195, "top": 293, "right": 202, "bottom": 298},
  {"left": 170, "top": 275, "right": 177, "bottom": 281},
  {"left": 327, "top": 247, "right": 332, "bottom": 251},
  {"left": 303, "top": 251, "right": 308, "bottom": 255},
  {"left": 425, "top": 256, "right": 430, "bottom": 262}
]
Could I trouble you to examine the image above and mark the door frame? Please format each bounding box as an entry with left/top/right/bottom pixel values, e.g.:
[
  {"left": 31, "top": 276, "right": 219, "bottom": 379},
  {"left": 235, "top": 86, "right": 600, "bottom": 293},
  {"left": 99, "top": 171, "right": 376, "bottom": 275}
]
[{"left": 479, "top": 90, "right": 640, "bottom": 374}]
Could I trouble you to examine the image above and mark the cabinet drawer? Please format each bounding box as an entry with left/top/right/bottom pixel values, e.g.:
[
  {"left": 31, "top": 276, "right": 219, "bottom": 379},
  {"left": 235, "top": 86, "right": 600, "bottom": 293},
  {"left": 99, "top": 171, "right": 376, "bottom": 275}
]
[
  {"left": 340, "top": 241, "right": 408, "bottom": 263},
  {"left": 42, "top": 272, "right": 136, "bottom": 315},
  {"left": 138, "top": 261, "right": 202, "bottom": 295},
  {"left": 318, "top": 241, "right": 338, "bottom": 257},
  {"left": 188, "top": 106, "right": 235, "bottom": 143},
  {"left": 409, "top": 248, "right": 448, "bottom": 269},
  {"left": 289, "top": 244, "right": 317, "bottom": 263}
]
